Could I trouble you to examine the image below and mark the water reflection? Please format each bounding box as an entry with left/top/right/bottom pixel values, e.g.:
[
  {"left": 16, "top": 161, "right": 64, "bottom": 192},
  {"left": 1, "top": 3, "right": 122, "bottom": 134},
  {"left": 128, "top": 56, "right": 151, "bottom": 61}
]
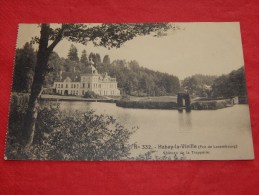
[{"left": 177, "top": 110, "right": 192, "bottom": 132}]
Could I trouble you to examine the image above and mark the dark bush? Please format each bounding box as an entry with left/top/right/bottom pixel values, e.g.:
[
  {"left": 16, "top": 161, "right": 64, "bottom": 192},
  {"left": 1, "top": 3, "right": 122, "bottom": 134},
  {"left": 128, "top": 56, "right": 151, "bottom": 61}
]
[
  {"left": 83, "top": 91, "right": 99, "bottom": 98},
  {"left": 191, "top": 99, "right": 233, "bottom": 110},
  {"left": 7, "top": 93, "right": 29, "bottom": 140},
  {"left": 5, "top": 100, "right": 136, "bottom": 160}
]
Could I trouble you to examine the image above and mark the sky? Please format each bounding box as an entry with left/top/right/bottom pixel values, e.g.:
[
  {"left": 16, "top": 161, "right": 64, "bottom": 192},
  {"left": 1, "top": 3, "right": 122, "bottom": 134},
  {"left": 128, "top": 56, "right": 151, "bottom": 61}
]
[{"left": 16, "top": 22, "right": 244, "bottom": 80}]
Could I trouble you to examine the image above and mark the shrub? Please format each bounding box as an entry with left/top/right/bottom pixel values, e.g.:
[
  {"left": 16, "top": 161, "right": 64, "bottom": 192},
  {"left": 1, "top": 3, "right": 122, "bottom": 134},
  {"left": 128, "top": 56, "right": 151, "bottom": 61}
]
[
  {"left": 83, "top": 91, "right": 99, "bottom": 98},
  {"left": 5, "top": 102, "right": 136, "bottom": 160},
  {"left": 7, "top": 93, "right": 30, "bottom": 141},
  {"left": 191, "top": 99, "right": 233, "bottom": 110}
]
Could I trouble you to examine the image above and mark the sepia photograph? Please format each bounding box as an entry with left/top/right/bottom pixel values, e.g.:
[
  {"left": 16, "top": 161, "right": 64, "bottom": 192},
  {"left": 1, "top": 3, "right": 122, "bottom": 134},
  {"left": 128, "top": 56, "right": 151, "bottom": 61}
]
[{"left": 5, "top": 22, "right": 254, "bottom": 160}]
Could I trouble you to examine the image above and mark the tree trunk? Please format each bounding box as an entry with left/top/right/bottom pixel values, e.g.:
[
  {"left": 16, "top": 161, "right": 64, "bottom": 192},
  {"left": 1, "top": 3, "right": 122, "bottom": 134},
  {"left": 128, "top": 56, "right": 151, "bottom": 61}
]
[{"left": 22, "top": 24, "right": 51, "bottom": 146}]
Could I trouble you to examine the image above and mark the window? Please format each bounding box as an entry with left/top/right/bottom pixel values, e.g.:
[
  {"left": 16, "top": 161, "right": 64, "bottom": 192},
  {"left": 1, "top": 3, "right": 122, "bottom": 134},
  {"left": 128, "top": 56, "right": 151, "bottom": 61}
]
[
  {"left": 88, "top": 83, "right": 90, "bottom": 88},
  {"left": 58, "top": 84, "right": 60, "bottom": 88},
  {"left": 61, "top": 84, "right": 63, "bottom": 88},
  {"left": 66, "top": 84, "right": 68, "bottom": 88}
]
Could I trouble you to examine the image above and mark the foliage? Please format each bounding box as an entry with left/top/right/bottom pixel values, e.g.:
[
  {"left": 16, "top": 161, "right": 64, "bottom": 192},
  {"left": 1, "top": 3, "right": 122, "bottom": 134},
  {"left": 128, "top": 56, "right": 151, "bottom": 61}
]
[
  {"left": 182, "top": 68, "right": 247, "bottom": 99},
  {"left": 211, "top": 67, "right": 247, "bottom": 98},
  {"left": 7, "top": 93, "right": 30, "bottom": 140},
  {"left": 83, "top": 90, "right": 99, "bottom": 98},
  {"left": 103, "top": 55, "right": 111, "bottom": 65},
  {"left": 80, "top": 49, "right": 88, "bottom": 65},
  {"left": 182, "top": 74, "right": 217, "bottom": 97},
  {"left": 191, "top": 99, "right": 233, "bottom": 110},
  {"left": 98, "top": 60, "right": 180, "bottom": 96},
  {"left": 5, "top": 98, "right": 136, "bottom": 160},
  {"left": 12, "top": 42, "right": 36, "bottom": 92},
  {"left": 68, "top": 44, "right": 79, "bottom": 62}
]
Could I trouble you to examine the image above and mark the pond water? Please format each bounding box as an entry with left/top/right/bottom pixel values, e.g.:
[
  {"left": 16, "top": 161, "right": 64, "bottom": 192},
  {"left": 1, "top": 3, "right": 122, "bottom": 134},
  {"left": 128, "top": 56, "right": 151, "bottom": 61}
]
[{"left": 56, "top": 101, "right": 254, "bottom": 160}]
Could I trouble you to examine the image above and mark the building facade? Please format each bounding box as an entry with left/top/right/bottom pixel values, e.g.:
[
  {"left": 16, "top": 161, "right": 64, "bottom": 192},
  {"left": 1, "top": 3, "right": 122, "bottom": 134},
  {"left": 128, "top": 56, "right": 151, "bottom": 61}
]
[{"left": 53, "top": 65, "right": 120, "bottom": 96}]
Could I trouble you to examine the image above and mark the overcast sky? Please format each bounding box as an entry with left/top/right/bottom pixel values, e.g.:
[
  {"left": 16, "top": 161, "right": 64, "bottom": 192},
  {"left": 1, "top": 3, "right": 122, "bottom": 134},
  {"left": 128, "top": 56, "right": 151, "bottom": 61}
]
[{"left": 16, "top": 22, "right": 244, "bottom": 79}]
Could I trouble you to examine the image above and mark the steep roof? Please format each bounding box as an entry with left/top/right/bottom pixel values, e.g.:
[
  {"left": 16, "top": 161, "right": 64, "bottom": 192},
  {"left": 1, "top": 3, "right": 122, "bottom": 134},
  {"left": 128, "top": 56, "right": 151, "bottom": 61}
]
[{"left": 55, "top": 72, "right": 81, "bottom": 82}]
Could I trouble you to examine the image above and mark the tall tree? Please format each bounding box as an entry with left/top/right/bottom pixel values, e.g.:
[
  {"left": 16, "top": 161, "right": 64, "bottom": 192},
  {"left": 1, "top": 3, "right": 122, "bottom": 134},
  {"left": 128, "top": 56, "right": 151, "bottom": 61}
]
[
  {"left": 13, "top": 42, "right": 36, "bottom": 92},
  {"left": 68, "top": 44, "right": 79, "bottom": 62},
  {"left": 88, "top": 52, "right": 96, "bottom": 64},
  {"left": 80, "top": 49, "right": 88, "bottom": 65},
  {"left": 103, "top": 55, "right": 111, "bottom": 64},
  {"left": 23, "top": 23, "right": 174, "bottom": 146},
  {"left": 211, "top": 67, "right": 247, "bottom": 98},
  {"left": 95, "top": 53, "right": 102, "bottom": 64}
]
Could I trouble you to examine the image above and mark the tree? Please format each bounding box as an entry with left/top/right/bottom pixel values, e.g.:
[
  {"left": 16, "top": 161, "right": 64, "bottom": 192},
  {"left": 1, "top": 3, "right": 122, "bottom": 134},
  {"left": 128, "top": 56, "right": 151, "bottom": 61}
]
[
  {"left": 68, "top": 44, "right": 79, "bottom": 62},
  {"left": 12, "top": 42, "right": 36, "bottom": 92},
  {"left": 44, "top": 52, "right": 64, "bottom": 87},
  {"left": 182, "top": 74, "right": 216, "bottom": 97},
  {"left": 103, "top": 55, "right": 110, "bottom": 64},
  {"left": 211, "top": 67, "right": 247, "bottom": 98},
  {"left": 80, "top": 49, "right": 88, "bottom": 65},
  {"left": 95, "top": 53, "right": 102, "bottom": 64},
  {"left": 88, "top": 52, "right": 96, "bottom": 64},
  {"left": 23, "top": 23, "right": 174, "bottom": 146}
]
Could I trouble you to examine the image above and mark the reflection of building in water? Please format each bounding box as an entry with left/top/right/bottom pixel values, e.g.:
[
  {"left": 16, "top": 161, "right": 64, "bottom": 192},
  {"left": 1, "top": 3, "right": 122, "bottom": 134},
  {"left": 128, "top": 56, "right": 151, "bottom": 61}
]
[{"left": 53, "top": 64, "right": 120, "bottom": 96}]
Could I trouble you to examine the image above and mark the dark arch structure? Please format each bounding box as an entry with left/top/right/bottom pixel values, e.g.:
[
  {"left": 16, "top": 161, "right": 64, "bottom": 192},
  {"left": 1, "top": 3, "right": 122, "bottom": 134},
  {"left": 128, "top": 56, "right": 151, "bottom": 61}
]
[
  {"left": 177, "top": 92, "right": 191, "bottom": 112},
  {"left": 64, "top": 90, "right": 68, "bottom": 96}
]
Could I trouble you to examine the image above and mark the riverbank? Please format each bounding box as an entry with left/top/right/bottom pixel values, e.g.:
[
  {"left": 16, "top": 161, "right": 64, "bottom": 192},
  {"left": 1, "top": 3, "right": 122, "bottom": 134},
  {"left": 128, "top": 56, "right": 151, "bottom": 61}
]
[
  {"left": 116, "top": 100, "right": 178, "bottom": 109},
  {"left": 40, "top": 94, "right": 238, "bottom": 110},
  {"left": 191, "top": 99, "right": 234, "bottom": 110},
  {"left": 40, "top": 94, "right": 117, "bottom": 103},
  {"left": 116, "top": 96, "right": 236, "bottom": 110}
]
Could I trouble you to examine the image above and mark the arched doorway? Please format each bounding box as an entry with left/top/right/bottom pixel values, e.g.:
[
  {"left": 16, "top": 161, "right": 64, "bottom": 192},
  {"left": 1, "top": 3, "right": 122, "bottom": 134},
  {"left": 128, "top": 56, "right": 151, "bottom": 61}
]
[
  {"left": 177, "top": 92, "right": 191, "bottom": 112},
  {"left": 64, "top": 90, "right": 68, "bottom": 96}
]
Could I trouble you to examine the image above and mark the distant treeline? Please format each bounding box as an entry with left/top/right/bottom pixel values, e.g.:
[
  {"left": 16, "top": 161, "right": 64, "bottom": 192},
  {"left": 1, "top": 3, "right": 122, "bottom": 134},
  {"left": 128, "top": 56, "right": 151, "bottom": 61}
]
[
  {"left": 182, "top": 68, "right": 247, "bottom": 98},
  {"left": 12, "top": 43, "right": 247, "bottom": 98},
  {"left": 98, "top": 60, "right": 180, "bottom": 96}
]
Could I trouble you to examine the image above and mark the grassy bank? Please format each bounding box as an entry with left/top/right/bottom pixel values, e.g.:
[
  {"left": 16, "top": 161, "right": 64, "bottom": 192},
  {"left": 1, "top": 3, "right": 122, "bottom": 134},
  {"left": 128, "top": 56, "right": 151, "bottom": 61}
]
[
  {"left": 116, "top": 100, "right": 178, "bottom": 109},
  {"left": 191, "top": 99, "right": 233, "bottom": 110}
]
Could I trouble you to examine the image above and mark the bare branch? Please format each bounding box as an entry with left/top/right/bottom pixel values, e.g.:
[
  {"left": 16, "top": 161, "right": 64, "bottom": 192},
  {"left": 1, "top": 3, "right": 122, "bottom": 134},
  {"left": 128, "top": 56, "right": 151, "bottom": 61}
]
[{"left": 47, "top": 24, "right": 66, "bottom": 53}]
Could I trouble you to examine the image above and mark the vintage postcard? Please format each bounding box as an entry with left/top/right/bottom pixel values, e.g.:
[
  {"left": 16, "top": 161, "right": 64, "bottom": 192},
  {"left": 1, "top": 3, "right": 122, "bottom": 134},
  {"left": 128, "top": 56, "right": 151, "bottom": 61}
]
[{"left": 5, "top": 22, "right": 254, "bottom": 160}]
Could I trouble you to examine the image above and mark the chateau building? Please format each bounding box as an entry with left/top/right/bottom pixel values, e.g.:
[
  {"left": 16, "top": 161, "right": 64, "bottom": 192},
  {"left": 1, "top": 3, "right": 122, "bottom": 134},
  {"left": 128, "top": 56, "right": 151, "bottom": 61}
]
[{"left": 53, "top": 65, "right": 120, "bottom": 96}]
